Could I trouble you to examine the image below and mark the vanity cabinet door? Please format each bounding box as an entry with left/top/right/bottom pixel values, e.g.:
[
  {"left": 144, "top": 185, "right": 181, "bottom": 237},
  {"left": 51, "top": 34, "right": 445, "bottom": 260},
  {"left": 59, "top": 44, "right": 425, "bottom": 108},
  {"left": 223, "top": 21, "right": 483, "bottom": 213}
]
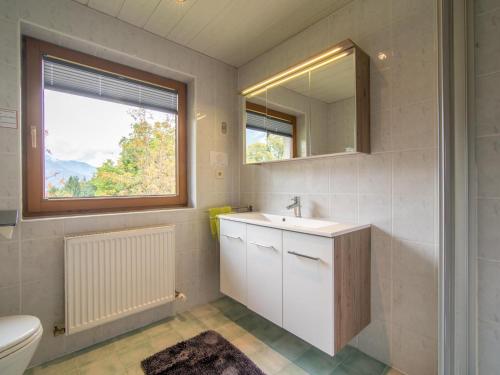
[
  {"left": 283, "top": 231, "right": 334, "bottom": 355},
  {"left": 246, "top": 224, "right": 283, "bottom": 326},
  {"left": 220, "top": 220, "right": 247, "bottom": 304}
]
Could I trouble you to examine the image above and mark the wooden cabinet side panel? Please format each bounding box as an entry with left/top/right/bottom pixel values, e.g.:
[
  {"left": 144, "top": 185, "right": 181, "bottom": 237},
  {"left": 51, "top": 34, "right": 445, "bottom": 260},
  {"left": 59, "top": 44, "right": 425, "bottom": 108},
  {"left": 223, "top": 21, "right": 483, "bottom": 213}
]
[
  {"left": 334, "top": 227, "right": 371, "bottom": 352},
  {"left": 354, "top": 47, "right": 370, "bottom": 154}
]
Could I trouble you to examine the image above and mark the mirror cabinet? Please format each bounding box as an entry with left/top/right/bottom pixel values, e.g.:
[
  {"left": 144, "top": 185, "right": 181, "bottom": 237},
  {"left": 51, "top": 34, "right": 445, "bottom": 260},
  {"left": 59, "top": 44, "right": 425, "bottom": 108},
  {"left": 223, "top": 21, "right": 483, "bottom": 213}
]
[{"left": 242, "top": 39, "right": 370, "bottom": 164}]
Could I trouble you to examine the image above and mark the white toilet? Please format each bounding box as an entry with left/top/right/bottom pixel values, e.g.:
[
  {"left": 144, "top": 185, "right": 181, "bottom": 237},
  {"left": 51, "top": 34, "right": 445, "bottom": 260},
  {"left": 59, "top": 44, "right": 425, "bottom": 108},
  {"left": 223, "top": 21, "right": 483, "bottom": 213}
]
[{"left": 0, "top": 316, "right": 43, "bottom": 375}]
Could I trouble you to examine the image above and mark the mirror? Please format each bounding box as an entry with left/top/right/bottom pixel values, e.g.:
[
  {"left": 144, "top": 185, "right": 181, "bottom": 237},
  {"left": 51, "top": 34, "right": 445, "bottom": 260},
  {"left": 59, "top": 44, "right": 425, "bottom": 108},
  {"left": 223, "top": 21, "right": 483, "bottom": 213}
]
[{"left": 243, "top": 39, "right": 370, "bottom": 164}]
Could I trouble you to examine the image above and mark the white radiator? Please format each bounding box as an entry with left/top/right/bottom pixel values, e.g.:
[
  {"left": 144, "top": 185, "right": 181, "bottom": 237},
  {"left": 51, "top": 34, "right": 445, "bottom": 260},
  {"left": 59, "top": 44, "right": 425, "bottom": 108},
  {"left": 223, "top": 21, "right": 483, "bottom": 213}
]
[{"left": 64, "top": 225, "right": 175, "bottom": 335}]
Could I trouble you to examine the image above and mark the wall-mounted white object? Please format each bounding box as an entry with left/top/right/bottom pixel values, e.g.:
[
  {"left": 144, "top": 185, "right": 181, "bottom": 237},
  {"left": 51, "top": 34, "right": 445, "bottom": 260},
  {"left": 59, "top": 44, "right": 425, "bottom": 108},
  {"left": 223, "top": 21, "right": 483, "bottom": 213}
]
[
  {"left": 0, "top": 210, "right": 18, "bottom": 239},
  {"left": 210, "top": 151, "right": 228, "bottom": 167},
  {"left": 64, "top": 225, "right": 175, "bottom": 335},
  {"left": 0, "top": 315, "right": 43, "bottom": 375}
]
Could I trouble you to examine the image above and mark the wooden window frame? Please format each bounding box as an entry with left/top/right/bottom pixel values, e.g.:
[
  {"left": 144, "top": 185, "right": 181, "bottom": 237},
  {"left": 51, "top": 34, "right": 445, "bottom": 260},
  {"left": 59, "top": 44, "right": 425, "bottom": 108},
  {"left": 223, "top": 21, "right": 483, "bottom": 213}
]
[
  {"left": 22, "top": 37, "right": 188, "bottom": 217},
  {"left": 245, "top": 102, "right": 297, "bottom": 158}
]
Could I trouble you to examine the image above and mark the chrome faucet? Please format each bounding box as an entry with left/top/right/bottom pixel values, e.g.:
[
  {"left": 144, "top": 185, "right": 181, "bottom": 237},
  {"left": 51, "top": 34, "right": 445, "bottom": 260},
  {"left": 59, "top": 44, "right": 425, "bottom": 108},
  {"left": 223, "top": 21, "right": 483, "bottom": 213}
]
[{"left": 286, "top": 196, "right": 302, "bottom": 218}]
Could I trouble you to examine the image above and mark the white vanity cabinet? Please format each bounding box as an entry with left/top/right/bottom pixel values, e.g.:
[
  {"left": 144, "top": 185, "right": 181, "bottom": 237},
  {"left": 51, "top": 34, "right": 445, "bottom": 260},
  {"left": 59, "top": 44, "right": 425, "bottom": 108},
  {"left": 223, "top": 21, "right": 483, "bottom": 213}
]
[
  {"left": 219, "top": 215, "right": 370, "bottom": 356},
  {"left": 246, "top": 224, "right": 283, "bottom": 326},
  {"left": 220, "top": 220, "right": 247, "bottom": 304},
  {"left": 283, "top": 231, "right": 334, "bottom": 354}
]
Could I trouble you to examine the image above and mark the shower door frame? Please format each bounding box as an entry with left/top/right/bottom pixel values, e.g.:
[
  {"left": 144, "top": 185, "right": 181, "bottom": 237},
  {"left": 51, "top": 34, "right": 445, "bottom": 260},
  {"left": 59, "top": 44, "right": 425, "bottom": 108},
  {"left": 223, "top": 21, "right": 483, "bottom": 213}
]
[{"left": 438, "top": 0, "right": 477, "bottom": 374}]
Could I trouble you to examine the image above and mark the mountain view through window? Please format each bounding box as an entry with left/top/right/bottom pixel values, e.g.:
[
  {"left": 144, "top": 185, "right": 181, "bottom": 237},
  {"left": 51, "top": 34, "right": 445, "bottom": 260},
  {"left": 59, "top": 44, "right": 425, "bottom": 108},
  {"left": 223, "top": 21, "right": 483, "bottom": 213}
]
[{"left": 44, "top": 89, "right": 177, "bottom": 199}]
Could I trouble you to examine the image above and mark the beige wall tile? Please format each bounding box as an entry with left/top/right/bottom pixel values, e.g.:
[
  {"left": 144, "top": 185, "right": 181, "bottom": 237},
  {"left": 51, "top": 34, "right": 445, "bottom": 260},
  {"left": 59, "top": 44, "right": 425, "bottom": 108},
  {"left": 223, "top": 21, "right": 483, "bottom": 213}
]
[
  {"left": 358, "top": 194, "right": 391, "bottom": 233},
  {"left": 475, "top": 0, "right": 500, "bottom": 15},
  {"left": 358, "top": 153, "right": 392, "bottom": 195},
  {"left": 477, "top": 135, "right": 500, "bottom": 197},
  {"left": 331, "top": 194, "right": 357, "bottom": 223},
  {"left": 0, "top": 284, "right": 20, "bottom": 315},
  {"left": 478, "top": 198, "right": 500, "bottom": 260},
  {"left": 371, "top": 274, "right": 391, "bottom": 322},
  {"left": 393, "top": 196, "right": 434, "bottom": 243},
  {"left": 331, "top": 156, "right": 358, "bottom": 194},
  {"left": 393, "top": 149, "right": 436, "bottom": 198},
  {"left": 478, "top": 320, "right": 500, "bottom": 374},
  {"left": 392, "top": 239, "right": 437, "bottom": 286},
  {"left": 0, "top": 240, "right": 19, "bottom": 288},
  {"left": 391, "top": 100, "right": 437, "bottom": 151},
  {"left": 392, "top": 275, "right": 437, "bottom": 340},
  {"left": 478, "top": 259, "right": 500, "bottom": 324},
  {"left": 391, "top": 325, "right": 437, "bottom": 375},
  {"left": 476, "top": 72, "right": 500, "bottom": 136},
  {"left": 357, "top": 319, "right": 392, "bottom": 365},
  {"left": 476, "top": 7, "right": 500, "bottom": 75}
]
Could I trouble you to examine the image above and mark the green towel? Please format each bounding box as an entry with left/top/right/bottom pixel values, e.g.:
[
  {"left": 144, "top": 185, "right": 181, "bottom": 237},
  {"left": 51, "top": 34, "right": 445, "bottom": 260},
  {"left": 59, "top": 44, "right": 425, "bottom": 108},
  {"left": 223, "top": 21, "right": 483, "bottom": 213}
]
[{"left": 208, "top": 206, "right": 233, "bottom": 239}]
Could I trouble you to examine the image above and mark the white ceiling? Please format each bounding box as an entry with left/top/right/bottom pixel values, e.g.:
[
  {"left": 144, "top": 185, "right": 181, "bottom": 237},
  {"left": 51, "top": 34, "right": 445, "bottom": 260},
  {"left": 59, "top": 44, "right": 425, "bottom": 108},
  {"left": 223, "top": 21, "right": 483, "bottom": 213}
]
[{"left": 73, "top": 0, "right": 351, "bottom": 67}]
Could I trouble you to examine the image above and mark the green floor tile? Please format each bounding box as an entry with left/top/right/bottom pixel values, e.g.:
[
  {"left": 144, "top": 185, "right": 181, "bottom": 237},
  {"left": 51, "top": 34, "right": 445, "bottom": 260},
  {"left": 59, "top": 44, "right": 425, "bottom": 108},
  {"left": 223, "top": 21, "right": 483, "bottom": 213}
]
[
  {"left": 295, "top": 347, "right": 344, "bottom": 375},
  {"left": 341, "top": 349, "right": 387, "bottom": 375},
  {"left": 330, "top": 364, "right": 360, "bottom": 375},
  {"left": 252, "top": 321, "right": 287, "bottom": 345},
  {"left": 211, "top": 296, "right": 238, "bottom": 312},
  {"left": 270, "top": 333, "right": 311, "bottom": 361},
  {"left": 235, "top": 311, "right": 270, "bottom": 332},
  {"left": 221, "top": 301, "right": 252, "bottom": 321},
  {"left": 335, "top": 345, "right": 357, "bottom": 362},
  {"left": 212, "top": 297, "right": 252, "bottom": 322}
]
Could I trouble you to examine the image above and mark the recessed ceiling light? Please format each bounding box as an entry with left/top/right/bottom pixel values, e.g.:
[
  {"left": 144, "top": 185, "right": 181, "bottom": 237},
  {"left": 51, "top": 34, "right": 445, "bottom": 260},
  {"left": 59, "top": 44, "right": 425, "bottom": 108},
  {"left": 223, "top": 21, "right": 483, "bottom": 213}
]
[{"left": 176, "top": 0, "right": 186, "bottom": 3}]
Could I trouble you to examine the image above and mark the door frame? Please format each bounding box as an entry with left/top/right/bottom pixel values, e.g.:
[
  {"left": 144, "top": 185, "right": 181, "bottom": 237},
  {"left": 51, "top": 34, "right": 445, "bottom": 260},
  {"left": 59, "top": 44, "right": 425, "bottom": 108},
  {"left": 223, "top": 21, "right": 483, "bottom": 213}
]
[{"left": 438, "top": 0, "right": 476, "bottom": 374}]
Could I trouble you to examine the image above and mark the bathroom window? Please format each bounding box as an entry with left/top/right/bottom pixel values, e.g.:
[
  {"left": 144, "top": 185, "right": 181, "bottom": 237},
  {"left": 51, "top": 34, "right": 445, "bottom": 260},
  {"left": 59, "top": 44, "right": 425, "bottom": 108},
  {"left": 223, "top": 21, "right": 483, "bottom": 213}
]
[
  {"left": 245, "top": 103, "right": 296, "bottom": 163},
  {"left": 22, "top": 37, "right": 187, "bottom": 216}
]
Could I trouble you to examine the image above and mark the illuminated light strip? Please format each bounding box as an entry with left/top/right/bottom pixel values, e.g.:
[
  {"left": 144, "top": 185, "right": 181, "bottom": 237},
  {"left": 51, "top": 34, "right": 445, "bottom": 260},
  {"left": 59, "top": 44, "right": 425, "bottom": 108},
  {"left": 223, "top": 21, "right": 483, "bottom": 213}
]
[
  {"left": 247, "top": 51, "right": 350, "bottom": 98},
  {"left": 241, "top": 46, "right": 343, "bottom": 96}
]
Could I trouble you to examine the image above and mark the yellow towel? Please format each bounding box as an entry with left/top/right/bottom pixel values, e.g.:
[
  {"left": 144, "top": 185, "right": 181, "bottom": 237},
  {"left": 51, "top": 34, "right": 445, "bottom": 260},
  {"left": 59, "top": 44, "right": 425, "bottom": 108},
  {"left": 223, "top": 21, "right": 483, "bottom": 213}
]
[{"left": 208, "top": 206, "right": 233, "bottom": 239}]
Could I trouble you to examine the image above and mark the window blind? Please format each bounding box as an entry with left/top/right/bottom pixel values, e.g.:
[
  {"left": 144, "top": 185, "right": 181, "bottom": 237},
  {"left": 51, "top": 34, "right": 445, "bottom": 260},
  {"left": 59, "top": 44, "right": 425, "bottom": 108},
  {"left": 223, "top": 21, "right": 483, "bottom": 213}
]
[
  {"left": 43, "top": 56, "right": 178, "bottom": 114},
  {"left": 246, "top": 111, "right": 293, "bottom": 137}
]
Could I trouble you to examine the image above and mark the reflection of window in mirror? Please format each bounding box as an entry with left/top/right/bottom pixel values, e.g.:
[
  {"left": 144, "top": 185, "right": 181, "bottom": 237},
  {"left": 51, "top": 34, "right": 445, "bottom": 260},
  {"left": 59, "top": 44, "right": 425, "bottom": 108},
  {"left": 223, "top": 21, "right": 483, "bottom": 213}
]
[{"left": 245, "top": 102, "right": 296, "bottom": 163}]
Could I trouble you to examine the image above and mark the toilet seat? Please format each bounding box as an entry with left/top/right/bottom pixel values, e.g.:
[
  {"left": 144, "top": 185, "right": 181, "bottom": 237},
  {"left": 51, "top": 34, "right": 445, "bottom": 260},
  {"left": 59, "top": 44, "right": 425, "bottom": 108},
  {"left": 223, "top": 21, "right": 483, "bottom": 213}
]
[{"left": 0, "top": 316, "right": 43, "bottom": 360}]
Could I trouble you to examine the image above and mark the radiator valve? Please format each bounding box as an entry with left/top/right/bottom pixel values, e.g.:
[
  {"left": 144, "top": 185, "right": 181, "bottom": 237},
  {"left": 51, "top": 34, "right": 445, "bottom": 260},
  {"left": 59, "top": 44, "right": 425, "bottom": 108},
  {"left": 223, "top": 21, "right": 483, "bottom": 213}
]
[
  {"left": 175, "top": 290, "right": 187, "bottom": 302},
  {"left": 53, "top": 323, "right": 66, "bottom": 336}
]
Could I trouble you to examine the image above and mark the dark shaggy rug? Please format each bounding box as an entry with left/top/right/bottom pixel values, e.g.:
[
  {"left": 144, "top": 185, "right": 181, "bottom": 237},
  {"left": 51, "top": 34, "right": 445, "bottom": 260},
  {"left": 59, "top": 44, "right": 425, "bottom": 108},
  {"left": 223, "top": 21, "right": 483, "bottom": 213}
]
[{"left": 141, "top": 330, "right": 266, "bottom": 375}]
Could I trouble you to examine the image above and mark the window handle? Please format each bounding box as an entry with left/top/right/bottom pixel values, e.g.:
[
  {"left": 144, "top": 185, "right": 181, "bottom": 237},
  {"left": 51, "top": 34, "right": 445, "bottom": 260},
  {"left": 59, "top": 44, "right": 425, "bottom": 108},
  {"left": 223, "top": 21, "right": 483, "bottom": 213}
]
[{"left": 31, "top": 126, "right": 37, "bottom": 148}]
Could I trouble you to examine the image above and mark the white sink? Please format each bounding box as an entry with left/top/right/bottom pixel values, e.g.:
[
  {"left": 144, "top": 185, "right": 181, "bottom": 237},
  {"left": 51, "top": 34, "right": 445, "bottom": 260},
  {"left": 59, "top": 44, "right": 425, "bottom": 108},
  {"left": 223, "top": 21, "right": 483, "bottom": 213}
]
[
  {"left": 238, "top": 212, "right": 338, "bottom": 229},
  {"left": 218, "top": 212, "right": 369, "bottom": 237}
]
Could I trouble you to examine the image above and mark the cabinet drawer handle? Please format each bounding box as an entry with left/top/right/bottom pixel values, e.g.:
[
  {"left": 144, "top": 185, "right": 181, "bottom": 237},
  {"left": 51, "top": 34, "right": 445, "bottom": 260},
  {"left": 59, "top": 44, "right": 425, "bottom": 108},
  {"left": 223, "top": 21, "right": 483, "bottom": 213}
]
[
  {"left": 288, "top": 251, "right": 320, "bottom": 261},
  {"left": 249, "top": 241, "right": 276, "bottom": 250},
  {"left": 221, "top": 234, "right": 243, "bottom": 241}
]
